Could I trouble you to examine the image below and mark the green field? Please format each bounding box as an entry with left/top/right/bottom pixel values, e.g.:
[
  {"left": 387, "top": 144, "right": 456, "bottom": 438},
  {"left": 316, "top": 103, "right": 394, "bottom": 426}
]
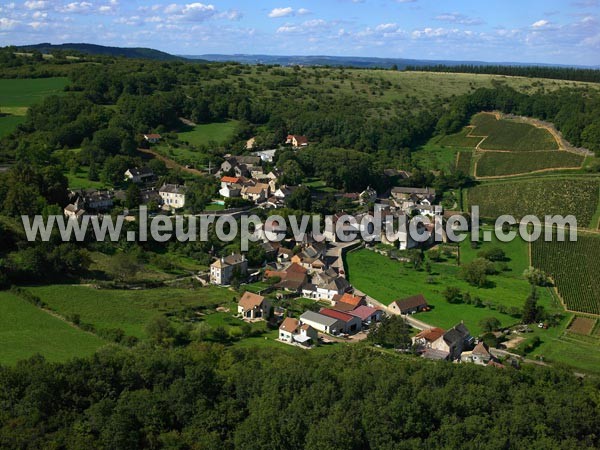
[
  {"left": 66, "top": 166, "right": 106, "bottom": 189},
  {"left": 0, "top": 115, "right": 25, "bottom": 138},
  {"left": 532, "top": 233, "right": 600, "bottom": 315},
  {"left": 346, "top": 234, "right": 558, "bottom": 335},
  {"left": 0, "top": 77, "right": 69, "bottom": 107},
  {"left": 467, "top": 177, "right": 600, "bottom": 228},
  {"left": 178, "top": 120, "right": 239, "bottom": 146},
  {"left": 0, "top": 291, "right": 105, "bottom": 365},
  {"left": 475, "top": 151, "right": 584, "bottom": 177},
  {"left": 27, "top": 285, "right": 235, "bottom": 339},
  {"left": 471, "top": 113, "right": 559, "bottom": 151}
]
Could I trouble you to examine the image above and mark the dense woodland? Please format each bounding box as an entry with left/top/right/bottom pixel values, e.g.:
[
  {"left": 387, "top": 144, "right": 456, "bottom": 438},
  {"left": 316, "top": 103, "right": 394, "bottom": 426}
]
[
  {"left": 0, "top": 345, "right": 599, "bottom": 450},
  {"left": 406, "top": 64, "right": 600, "bottom": 83}
]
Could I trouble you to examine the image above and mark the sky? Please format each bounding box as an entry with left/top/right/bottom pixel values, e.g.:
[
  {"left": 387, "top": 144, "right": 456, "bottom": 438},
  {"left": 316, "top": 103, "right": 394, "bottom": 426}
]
[{"left": 0, "top": 1, "right": 599, "bottom": 65}]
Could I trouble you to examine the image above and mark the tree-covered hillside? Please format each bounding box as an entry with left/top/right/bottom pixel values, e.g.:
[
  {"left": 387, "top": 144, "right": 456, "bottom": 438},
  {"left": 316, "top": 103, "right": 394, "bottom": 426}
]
[{"left": 0, "top": 346, "right": 598, "bottom": 450}]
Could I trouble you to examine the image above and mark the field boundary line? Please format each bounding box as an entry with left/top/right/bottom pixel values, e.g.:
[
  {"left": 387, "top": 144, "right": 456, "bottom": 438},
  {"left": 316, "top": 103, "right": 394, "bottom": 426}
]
[{"left": 475, "top": 165, "right": 585, "bottom": 180}]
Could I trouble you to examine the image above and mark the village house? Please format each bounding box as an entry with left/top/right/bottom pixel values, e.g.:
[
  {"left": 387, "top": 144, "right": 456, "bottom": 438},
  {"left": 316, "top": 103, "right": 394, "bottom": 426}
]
[
  {"left": 252, "top": 149, "right": 277, "bottom": 163},
  {"left": 300, "top": 310, "right": 344, "bottom": 335},
  {"left": 286, "top": 134, "right": 309, "bottom": 148},
  {"left": 360, "top": 186, "right": 377, "bottom": 205},
  {"left": 210, "top": 253, "right": 248, "bottom": 285},
  {"left": 461, "top": 341, "right": 497, "bottom": 366},
  {"left": 332, "top": 293, "right": 366, "bottom": 309},
  {"left": 279, "top": 317, "right": 318, "bottom": 347},
  {"left": 69, "top": 189, "right": 114, "bottom": 211},
  {"left": 348, "top": 305, "right": 383, "bottom": 326},
  {"left": 319, "top": 308, "right": 362, "bottom": 334},
  {"left": 430, "top": 323, "right": 473, "bottom": 361},
  {"left": 412, "top": 327, "right": 446, "bottom": 349},
  {"left": 238, "top": 292, "right": 271, "bottom": 321},
  {"left": 219, "top": 155, "right": 261, "bottom": 177},
  {"left": 241, "top": 183, "right": 270, "bottom": 203},
  {"left": 389, "top": 294, "right": 429, "bottom": 315},
  {"left": 391, "top": 186, "right": 436, "bottom": 203},
  {"left": 159, "top": 184, "right": 186, "bottom": 209},
  {"left": 124, "top": 167, "right": 155, "bottom": 184},
  {"left": 143, "top": 133, "right": 162, "bottom": 144},
  {"left": 274, "top": 185, "right": 298, "bottom": 202},
  {"left": 64, "top": 201, "right": 86, "bottom": 220},
  {"left": 219, "top": 176, "right": 242, "bottom": 198},
  {"left": 312, "top": 268, "right": 351, "bottom": 300}
]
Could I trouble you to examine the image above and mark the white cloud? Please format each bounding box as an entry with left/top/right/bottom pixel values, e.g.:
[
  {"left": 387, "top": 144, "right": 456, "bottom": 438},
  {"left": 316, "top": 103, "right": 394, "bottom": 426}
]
[
  {"left": 24, "top": 1, "right": 49, "bottom": 10},
  {"left": 0, "top": 17, "right": 19, "bottom": 30},
  {"left": 164, "top": 3, "right": 216, "bottom": 21},
  {"left": 269, "top": 7, "right": 293, "bottom": 18},
  {"left": 531, "top": 19, "right": 550, "bottom": 28},
  {"left": 297, "top": 8, "right": 310, "bottom": 15},
  {"left": 435, "top": 12, "right": 483, "bottom": 26},
  {"left": 375, "top": 23, "right": 398, "bottom": 32},
  {"left": 58, "top": 2, "right": 94, "bottom": 14}
]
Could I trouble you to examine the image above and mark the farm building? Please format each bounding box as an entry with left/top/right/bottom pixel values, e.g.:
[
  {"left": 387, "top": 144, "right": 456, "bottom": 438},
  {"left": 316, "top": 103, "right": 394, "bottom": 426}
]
[
  {"left": 389, "top": 294, "right": 429, "bottom": 315},
  {"left": 300, "top": 310, "right": 344, "bottom": 335},
  {"left": 319, "top": 308, "right": 362, "bottom": 334},
  {"left": 348, "top": 305, "right": 383, "bottom": 325}
]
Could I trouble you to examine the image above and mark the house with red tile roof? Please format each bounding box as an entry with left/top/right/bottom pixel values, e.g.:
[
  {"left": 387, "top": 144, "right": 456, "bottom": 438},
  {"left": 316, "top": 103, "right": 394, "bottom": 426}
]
[
  {"left": 238, "top": 292, "right": 271, "bottom": 321},
  {"left": 286, "top": 135, "right": 309, "bottom": 148},
  {"left": 412, "top": 327, "right": 446, "bottom": 349},
  {"left": 278, "top": 317, "right": 318, "bottom": 346},
  {"left": 319, "top": 308, "right": 362, "bottom": 333},
  {"left": 332, "top": 293, "right": 366, "bottom": 308}
]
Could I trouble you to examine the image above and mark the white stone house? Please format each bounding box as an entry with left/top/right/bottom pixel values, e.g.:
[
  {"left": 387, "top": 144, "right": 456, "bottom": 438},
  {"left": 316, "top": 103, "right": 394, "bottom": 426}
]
[
  {"left": 159, "top": 184, "right": 186, "bottom": 209},
  {"left": 210, "top": 253, "right": 248, "bottom": 285}
]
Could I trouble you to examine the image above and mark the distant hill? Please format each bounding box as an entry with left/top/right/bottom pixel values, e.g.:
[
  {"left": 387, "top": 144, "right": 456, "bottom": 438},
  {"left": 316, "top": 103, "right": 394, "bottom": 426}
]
[
  {"left": 185, "top": 54, "right": 599, "bottom": 70},
  {"left": 16, "top": 43, "right": 188, "bottom": 62}
]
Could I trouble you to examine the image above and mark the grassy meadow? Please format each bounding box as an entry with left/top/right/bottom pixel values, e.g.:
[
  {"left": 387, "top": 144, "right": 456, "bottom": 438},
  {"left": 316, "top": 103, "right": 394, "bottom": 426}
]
[
  {"left": 0, "top": 291, "right": 105, "bottom": 365},
  {"left": 346, "top": 232, "right": 559, "bottom": 335},
  {"left": 178, "top": 120, "right": 239, "bottom": 146},
  {"left": 0, "top": 77, "right": 69, "bottom": 107}
]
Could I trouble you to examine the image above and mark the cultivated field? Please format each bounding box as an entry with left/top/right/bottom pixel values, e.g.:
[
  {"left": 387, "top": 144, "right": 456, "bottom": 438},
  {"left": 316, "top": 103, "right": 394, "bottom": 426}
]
[
  {"left": 467, "top": 177, "right": 600, "bottom": 228},
  {"left": 475, "top": 151, "right": 584, "bottom": 177},
  {"left": 471, "top": 113, "right": 559, "bottom": 151},
  {"left": 568, "top": 317, "right": 597, "bottom": 335},
  {"left": 531, "top": 233, "right": 600, "bottom": 315},
  {"left": 455, "top": 151, "right": 473, "bottom": 175},
  {"left": 0, "top": 115, "right": 25, "bottom": 138},
  {"left": 0, "top": 291, "right": 105, "bottom": 365},
  {"left": 439, "top": 128, "right": 482, "bottom": 148}
]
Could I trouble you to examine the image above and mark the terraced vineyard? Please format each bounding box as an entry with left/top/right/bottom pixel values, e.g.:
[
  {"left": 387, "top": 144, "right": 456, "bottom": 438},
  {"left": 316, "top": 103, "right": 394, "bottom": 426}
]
[
  {"left": 468, "top": 178, "right": 600, "bottom": 228},
  {"left": 455, "top": 151, "right": 473, "bottom": 174},
  {"left": 471, "top": 113, "right": 559, "bottom": 151},
  {"left": 532, "top": 233, "right": 600, "bottom": 315},
  {"left": 476, "top": 151, "right": 584, "bottom": 177}
]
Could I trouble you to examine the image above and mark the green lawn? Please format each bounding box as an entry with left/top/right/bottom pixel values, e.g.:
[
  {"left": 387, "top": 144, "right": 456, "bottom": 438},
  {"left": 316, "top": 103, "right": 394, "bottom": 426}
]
[
  {"left": 27, "top": 285, "right": 236, "bottom": 339},
  {"left": 0, "top": 77, "right": 69, "bottom": 107},
  {"left": 0, "top": 291, "right": 105, "bottom": 365},
  {"left": 178, "top": 120, "right": 239, "bottom": 146},
  {"left": 66, "top": 166, "right": 106, "bottom": 190},
  {"left": 346, "top": 233, "right": 558, "bottom": 335}
]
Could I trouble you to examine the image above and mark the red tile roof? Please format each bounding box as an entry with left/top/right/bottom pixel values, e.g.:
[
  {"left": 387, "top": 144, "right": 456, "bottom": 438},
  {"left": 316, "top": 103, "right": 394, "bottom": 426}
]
[
  {"left": 286, "top": 262, "right": 307, "bottom": 274},
  {"left": 319, "top": 308, "right": 355, "bottom": 323},
  {"left": 221, "top": 176, "right": 240, "bottom": 183},
  {"left": 280, "top": 317, "right": 299, "bottom": 333},
  {"left": 414, "top": 327, "right": 445, "bottom": 343},
  {"left": 336, "top": 293, "right": 365, "bottom": 307},
  {"left": 239, "top": 292, "right": 265, "bottom": 310}
]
